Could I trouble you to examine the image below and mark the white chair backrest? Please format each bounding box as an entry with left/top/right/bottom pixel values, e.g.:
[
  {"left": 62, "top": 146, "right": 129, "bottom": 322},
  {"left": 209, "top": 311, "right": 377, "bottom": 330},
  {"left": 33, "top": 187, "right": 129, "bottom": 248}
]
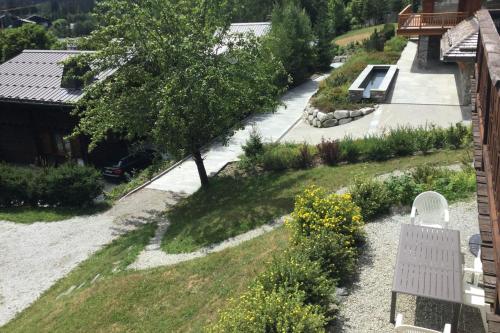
[{"left": 412, "top": 191, "right": 449, "bottom": 227}]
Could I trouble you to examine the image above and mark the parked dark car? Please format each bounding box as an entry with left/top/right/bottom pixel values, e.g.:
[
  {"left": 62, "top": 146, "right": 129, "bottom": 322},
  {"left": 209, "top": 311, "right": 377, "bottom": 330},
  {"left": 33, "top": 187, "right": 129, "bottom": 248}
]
[{"left": 103, "top": 149, "right": 156, "bottom": 181}]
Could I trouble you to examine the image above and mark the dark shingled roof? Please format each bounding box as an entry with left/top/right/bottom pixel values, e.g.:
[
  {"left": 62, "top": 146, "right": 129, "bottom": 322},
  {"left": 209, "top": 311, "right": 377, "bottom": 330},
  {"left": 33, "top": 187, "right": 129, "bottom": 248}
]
[
  {"left": 441, "top": 16, "right": 479, "bottom": 62},
  {"left": 0, "top": 50, "right": 94, "bottom": 105}
]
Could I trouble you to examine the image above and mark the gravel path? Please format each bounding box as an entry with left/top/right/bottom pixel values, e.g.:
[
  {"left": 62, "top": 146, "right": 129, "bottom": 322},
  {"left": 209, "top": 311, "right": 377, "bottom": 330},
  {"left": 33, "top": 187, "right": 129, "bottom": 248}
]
[
  {"left": 128, "top": 216, "right": 286, "bottom": 270},
  {"left": 331, "top": 199, "right": 485, "bottom": 333},
  {"left": 0, "top": 188, "right": 177, "bottom": 326}
]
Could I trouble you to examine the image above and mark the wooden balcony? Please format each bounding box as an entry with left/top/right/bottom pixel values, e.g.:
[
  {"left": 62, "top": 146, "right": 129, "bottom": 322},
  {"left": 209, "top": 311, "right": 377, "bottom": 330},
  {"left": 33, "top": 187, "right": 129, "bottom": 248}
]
[{"left": 397, "top": 5, "right": 468, "bottom": 36}]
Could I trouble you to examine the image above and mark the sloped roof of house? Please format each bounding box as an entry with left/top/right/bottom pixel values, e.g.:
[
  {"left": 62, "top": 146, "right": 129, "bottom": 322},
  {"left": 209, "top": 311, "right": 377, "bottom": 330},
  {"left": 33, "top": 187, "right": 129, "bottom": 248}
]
[
  {"left": 441, "top": 16, "right": 479, "bottom": 62},
  {"left": 0, "top": 50, "right": 99, "bottom": 105},
  {"left": 227, "top": 22, "right": 271, "bottom": 37}
]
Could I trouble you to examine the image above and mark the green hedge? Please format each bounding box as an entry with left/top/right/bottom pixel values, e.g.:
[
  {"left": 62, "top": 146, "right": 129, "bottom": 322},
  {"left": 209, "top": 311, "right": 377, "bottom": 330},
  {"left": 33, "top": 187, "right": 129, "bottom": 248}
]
[
  {"left": 350, "top": 165, "right": 476, "bottom": 221},
  {"left": 0, "top": 163, "right": 103, "bottom": 208},
  {"left": 240, "top": 124, "right": 472, "bottom": 172}
]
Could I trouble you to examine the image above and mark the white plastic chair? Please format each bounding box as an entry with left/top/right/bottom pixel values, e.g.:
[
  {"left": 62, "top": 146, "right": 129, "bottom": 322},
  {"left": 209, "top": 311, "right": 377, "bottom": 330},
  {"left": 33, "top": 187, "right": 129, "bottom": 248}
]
[
  {"left": 463, "top": 249, "right": 488, "bottom": 329},
  {"left": 395, "top": 314, "right": 451, "bottom": 333},
  {"left": 410, "top": 191, "right": 449, "bottom": 229}
]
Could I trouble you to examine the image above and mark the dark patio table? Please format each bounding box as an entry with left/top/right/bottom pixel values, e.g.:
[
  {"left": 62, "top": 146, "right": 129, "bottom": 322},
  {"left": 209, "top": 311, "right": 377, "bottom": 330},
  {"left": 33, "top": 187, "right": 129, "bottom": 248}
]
[{"left": 390, "top": 224, "right": 463, "bottom": 331}]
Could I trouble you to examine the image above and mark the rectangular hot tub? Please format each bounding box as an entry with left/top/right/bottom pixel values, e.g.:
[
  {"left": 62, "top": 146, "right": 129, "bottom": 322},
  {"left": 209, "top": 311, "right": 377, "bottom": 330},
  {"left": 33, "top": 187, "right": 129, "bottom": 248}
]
[{"left": 348, "top": 65, "right": 398, "bottom": 102}]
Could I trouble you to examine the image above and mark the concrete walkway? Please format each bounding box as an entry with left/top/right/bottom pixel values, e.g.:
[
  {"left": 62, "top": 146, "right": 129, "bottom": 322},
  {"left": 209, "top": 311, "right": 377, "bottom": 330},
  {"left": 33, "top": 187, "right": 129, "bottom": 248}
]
[
  {"left": 146, "top": 75, "right": 327, "bottom": 194},
  {"left": 282, "top": 41, "right": 471, "bottom": 145}
]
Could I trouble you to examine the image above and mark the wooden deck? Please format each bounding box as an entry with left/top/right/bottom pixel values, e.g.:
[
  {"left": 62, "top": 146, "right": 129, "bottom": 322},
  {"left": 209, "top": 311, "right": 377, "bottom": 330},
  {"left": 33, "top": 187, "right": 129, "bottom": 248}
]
[{"left": 397, "top": 5, "right": 468, "bottom": 36}]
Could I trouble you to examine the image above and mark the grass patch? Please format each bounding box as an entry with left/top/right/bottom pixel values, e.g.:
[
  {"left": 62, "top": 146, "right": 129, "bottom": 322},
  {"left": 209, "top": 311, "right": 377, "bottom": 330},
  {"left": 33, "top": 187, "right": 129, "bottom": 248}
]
[
  {"left": 0, "top": 203, "right": 110, "bottom": 224},
  {"left": 334, "top": 23, "right": 397, "bottom": 46},
  {"left": 4, "top": 225, "right": 289, "bottom": 333},
  {"left": 312, "top": 50, "right": 402, "bottom": 112},
  {"left": 162, "top": 149, "right": 468, "bottom": 254}
]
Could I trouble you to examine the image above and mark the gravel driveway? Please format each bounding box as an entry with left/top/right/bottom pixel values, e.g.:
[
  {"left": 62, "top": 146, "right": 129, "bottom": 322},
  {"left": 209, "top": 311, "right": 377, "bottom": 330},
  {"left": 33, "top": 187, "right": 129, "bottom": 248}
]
[
  {"left": 332, "top": 199, "right": 485, "bottom": 333},
  {"left": 0, "top": 188, "right": 178, "bottom": 326}
]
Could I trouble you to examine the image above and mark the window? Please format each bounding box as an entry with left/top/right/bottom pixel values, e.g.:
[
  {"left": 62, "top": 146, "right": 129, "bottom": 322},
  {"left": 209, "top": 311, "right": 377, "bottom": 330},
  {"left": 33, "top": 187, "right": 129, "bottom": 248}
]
[{"left": 434, "top": 0, "right": 459, "bottom": 12}]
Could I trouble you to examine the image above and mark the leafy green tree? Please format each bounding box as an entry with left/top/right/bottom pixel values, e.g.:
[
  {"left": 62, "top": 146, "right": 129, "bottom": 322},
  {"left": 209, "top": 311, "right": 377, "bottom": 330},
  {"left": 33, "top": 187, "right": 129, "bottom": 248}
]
[
  {"left": 74, "top": 0, "right": 286, "bottom": 187},
  {"left": 0, "top": 24, "right": 56, "bottom": 62},
  {"left": 51, "top": 18, "right": 70, "bottom": 37},
  {"left": 266, "top": 0, "right": 315, "bottom": 85}
]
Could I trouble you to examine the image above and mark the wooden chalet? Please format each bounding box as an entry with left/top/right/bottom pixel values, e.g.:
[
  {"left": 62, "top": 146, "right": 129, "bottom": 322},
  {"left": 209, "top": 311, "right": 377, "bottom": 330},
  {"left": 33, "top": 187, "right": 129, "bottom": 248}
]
[
  {"left": 473, "top": 8, "right": 500, "bottom": 333},
  {"left": 398, "top": 0, "right": 482, "bottom": 37},
  {"left": 397, "top": 0, "right": 482, "bottom": 69},
  {"left": 0, "top": 50, "right": 127, "bottom": 167}
]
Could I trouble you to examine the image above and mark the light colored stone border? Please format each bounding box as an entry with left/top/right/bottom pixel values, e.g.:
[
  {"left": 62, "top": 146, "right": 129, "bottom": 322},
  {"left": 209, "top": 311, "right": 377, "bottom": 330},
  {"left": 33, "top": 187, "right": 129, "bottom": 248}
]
[
  {"left": 128, "top": 216, "right": 287, "bottom": 270},
  {"left": 303, "top": 104, "right": 376, "bottom": 128}
]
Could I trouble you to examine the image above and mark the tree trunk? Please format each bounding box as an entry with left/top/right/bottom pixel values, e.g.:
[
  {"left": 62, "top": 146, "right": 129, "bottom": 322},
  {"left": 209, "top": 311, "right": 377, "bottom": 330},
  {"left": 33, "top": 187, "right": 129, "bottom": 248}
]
[{"left": 192, "top": 149, "right": 209, "bottom": 187}]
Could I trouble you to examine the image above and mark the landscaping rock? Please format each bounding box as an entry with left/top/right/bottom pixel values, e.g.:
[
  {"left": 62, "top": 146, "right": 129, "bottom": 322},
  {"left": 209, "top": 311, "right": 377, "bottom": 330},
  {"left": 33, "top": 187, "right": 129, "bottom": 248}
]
[
  {"left": 322, "top": 119, "right": 338, "bottom": 128},
  {"left": 349, "top": 110, "right": 363, "bottom": 118},
  {"left": 317, "top": 112, "right": 333, "bottom": 122},
  {"left": 308, "top": 115, "right": 314, "bottom": 122},
  {"left": 354, "top": 116, "right": 363, "bottom": 121},
  {"left": 333, "top": 110, "right": 349, "bottom": 119},
  {"left": 360, "top": 107, "right": 375, "bottom": 116},
  {"left": 339, "top": 118, "right": 352, "bottom": 125}
]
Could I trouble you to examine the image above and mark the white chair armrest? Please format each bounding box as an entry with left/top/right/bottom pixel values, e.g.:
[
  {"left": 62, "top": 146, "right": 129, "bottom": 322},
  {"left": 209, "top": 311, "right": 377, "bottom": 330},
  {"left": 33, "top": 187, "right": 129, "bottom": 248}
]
[
  {"left": 395, "top": 313, "right": 404, "bottom": 327},
  {"left": 443, "top": 323, "right": 451, "bottom": 333},
  {"left": 444, "top": 209, "right": 450, "bottom": 225},
  {"left": 410, "top": 206, "right": 417, "bottom": 224}
]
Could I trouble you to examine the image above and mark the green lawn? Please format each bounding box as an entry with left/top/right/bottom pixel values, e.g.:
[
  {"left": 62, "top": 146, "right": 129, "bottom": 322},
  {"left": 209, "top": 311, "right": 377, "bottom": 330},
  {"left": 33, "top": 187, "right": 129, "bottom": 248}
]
[
  {"left": 334, "top": 23, "right": 397, "bottom": 46},
  {"left": 3, "top": 149, "right": 469, "bottom": 333},
  {"left": 162, "top": 149, "right": 468, "bottom": 253},
  {"left": 0, "top": 203, "right": 110, "bottom": 224},
  {"left": 4, "top": 224, "right": 289, "bottom": 333}
]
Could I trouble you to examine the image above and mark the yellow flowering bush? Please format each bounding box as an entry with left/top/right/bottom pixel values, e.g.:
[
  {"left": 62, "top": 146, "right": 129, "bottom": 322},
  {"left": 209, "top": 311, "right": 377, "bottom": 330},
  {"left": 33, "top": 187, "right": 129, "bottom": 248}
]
[
  {"left": 286, "top": 186, "right": 364, "bottom": 244},
  {"left": 206, "top": 284, "right": 326, "bottom": 333}
]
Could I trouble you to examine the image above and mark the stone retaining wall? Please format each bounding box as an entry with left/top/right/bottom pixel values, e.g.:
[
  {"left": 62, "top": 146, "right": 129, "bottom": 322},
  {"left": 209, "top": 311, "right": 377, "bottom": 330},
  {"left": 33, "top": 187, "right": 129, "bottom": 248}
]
[{"left": 303, "top": 105, "right": 376, "bottom": 128}]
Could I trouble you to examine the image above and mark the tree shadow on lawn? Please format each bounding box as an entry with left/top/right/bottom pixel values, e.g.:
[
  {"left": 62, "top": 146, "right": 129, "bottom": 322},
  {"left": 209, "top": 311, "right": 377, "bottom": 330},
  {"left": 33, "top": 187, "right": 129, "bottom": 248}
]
[{"left": 161, "top": 171, "right": 308, "bottom": 253}]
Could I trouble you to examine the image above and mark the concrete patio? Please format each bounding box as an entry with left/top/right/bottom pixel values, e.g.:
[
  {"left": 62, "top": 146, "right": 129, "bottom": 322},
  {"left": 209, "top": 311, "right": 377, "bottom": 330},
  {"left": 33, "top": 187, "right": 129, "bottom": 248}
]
[{"left": 282, "top": 40, "right": 471, "bottom": 144}]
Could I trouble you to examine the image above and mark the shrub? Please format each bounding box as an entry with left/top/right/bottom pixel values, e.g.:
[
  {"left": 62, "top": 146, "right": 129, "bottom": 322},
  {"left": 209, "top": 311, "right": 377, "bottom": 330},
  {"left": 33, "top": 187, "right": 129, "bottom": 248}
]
[
  {"left": 430, "top": 125, "right": 447, "bottom": 149},
  {"left": 297, "top": 144, "right": 315, "bottom": 169},
  {"left": 384, "top": 174, "right": 424, "bottom": 206},
  {"left": 294, "top": 231, "right": 357, "bottom": 285},
  {"left": 384, "top": 36, "right": 408, "bottom": 53},
  {"left": 257, "top": 250, "right": 336, "bottom": 313},
  {"left": 385, "top": 165, "right": 476, "bottom": 206},
  {"left": 340, "top": 136, "right": 362, "bottom": 163},
  {"left": 382, "top": 24, "right": 396, "bottom": 42},
  {"left": 35, "top": 163, "right": 103, "bottom": 207},
  {"left": 387, "top": 126, "right": 417, "bottom": 157},
  {"left": 317, "top": 139, "right": 341, "bottom": 166},
  {"left": 446, "top": 122, "right": 468, "bottom": 149},
  {"left": 287, "top": 186, "right": 364, "bottom": 242},
  {"left": 415, "top": 126, "right": 434, "bottom": 154},
  {"left": 0, "top": 164, "right": 34, "bottom": 207},
  {"left": 349, "top": 178, "right": 392, "bottom": 220},
  {"left": 242, "top": 127, "right": 264, "bottom": 158},
  {"left": 432, "top": 168, "right": 476, "bottom": 201},
  {"left": 261, "top": 144, "right": 315, "bottom": 171},
  {"left": 361, "top": 135, "right": 393, "bottom": 161},
  {"left": 207, "top": 285, "right": 326, "bottom": 333}
]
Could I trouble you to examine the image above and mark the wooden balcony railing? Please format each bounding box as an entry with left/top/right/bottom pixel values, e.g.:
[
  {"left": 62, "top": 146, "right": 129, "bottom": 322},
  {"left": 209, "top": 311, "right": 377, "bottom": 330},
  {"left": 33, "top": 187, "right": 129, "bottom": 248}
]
[{"left": 397, "top": 5, "right": 468, "bottom": 35}]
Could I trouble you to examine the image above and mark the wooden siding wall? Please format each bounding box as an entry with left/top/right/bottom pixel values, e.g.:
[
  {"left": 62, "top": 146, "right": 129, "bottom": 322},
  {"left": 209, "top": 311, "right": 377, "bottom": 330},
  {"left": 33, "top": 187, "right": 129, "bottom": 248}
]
[{"left": 474, "top": 9, "right": 500, "bottom": 333}]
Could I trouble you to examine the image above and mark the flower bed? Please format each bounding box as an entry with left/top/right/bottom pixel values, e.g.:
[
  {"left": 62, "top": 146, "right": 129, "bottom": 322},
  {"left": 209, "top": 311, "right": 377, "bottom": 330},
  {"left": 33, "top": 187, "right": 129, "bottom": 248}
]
[{"left": 208, "top": 186, "right": 364, "bottom": 331}]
